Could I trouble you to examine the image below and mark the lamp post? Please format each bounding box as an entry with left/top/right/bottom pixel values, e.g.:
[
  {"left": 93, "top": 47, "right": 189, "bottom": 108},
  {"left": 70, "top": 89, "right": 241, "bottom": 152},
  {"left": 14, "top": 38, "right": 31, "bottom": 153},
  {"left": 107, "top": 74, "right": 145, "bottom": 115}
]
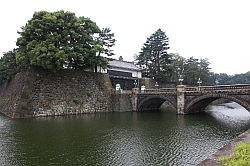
[
  {"left": 178, "top": 75, "right": 184, "bottom": 85},
  {"left": 155, "top": 81, "right": 159, "bottom": 89},
  {"left": 197, "top": 77, "right": 202, "bottom": 91},
  {"left": 177, "top": 67, "right": 184, "bottom": 85},
  {"left": 134, "top": 80, "right": 138, "bottom": 88},
  {"left": 197, "top": 77, "right": 202, "bottom": 86}
]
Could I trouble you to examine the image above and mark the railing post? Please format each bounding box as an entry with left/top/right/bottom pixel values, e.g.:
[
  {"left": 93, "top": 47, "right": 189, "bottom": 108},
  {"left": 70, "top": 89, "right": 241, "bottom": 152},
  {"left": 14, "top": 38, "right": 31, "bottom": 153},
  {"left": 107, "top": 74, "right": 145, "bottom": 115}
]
[{"left": 176, "top": 85, "right": 186, "bottom": 114}]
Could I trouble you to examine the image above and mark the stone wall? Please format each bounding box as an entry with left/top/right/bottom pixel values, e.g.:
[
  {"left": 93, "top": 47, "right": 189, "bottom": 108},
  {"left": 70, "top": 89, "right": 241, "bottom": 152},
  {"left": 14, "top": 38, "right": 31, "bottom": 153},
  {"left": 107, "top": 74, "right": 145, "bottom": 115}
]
[
  {"left": 0, "top": 71, "right": 30, "bottom": 118},
  {"left": 0, "top": 68, "right": 113, "bottom": 118},
  {"left": 112, "top": 93, "right": 132, "bottom": 112}
]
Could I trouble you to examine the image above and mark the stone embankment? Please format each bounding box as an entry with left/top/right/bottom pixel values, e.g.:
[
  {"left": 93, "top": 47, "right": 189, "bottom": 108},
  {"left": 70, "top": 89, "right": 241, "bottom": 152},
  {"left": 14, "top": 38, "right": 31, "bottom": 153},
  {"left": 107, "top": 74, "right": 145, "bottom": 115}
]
[{"left": 0, "top": 68, "right": 113, "bottom": 118}]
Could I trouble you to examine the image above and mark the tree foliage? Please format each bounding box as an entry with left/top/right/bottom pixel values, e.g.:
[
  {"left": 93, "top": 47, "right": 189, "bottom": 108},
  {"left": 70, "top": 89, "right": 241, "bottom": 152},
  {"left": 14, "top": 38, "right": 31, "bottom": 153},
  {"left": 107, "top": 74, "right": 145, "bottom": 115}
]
[
  {"left": 168, "top": 53, "right": 184, "bottom": 82},
  {"left": 182, "top": 57, "right": 200, "bottom": 85},
  {"left": 16, "top": 10, "right": 115, "bottom": 71},
  {"left": 213, "top": 72, "right": 250, "bottom": 85},
  {"left": 166, "top": 55, "right": 212, "bottom": 85},
  {"left": 135, "top": 28, "right": 213, "bottom": 85},
  {"left": 182, "top": 57, "right": 211, "bottom": 85},
  {"left": 97, "top": 28, "right": 115, "bottom": 57},
  {"left": 0, "top": 50, "right": 19, "bottom": 84},
  {"left": 136, "top": 29, "right": 171, "bottom": 82}
]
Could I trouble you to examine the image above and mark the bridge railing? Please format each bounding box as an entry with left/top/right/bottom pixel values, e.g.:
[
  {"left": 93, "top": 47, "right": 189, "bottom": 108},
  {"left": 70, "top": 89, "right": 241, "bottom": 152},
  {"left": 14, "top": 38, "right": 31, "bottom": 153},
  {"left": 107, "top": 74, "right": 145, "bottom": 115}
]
[
  {"left": 114, "top": 88, "right": 177, "bottom": 94},
  {"left": 143, "top": 88, "right": 176, "bottom": 93},
  {"left": 114, "top": 84, "right": 250, "bottom": 94},
  {"left": 186, "top": 84, "right": 250, "bottom": 92},
  {"left": 113, "top": 90, "right": 132, "bottom": 94},
  {"left": 185, "top": 87, "right": 197, "bottom": 92}
]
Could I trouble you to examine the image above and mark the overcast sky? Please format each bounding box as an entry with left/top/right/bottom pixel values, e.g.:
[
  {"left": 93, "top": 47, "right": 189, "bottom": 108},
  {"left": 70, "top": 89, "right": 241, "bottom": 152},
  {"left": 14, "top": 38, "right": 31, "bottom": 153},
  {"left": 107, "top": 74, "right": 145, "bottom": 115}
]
[{"left": 1, "top": 0, "right": 249, "bottom": 75}]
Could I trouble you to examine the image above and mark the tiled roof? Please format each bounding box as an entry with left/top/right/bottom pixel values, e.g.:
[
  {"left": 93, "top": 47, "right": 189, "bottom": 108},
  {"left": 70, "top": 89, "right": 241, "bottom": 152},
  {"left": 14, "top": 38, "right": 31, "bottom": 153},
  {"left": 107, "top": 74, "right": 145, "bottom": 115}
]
[{"left": 108, "top": 59, "right": 140, "bottom": 71}]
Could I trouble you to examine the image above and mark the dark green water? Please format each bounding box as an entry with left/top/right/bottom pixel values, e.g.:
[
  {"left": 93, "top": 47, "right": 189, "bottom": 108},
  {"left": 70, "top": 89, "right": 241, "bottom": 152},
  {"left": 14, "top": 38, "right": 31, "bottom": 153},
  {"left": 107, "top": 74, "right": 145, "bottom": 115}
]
[{"left": 0, "top": 103, "right": 250, "bottom": 166}]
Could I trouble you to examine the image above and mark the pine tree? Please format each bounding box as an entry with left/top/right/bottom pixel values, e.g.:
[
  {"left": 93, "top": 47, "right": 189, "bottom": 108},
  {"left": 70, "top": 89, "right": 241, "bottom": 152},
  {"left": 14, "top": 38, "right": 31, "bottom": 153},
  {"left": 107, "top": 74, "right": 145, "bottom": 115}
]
[{"left": 136, "top": 29, "right": 171, "bottom": 82}]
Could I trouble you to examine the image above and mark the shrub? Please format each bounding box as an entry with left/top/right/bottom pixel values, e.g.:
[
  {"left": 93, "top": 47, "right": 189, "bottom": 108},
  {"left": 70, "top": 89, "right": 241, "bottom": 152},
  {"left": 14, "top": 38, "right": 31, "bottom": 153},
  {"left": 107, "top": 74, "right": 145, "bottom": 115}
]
[
  {"left": 47, "top": 97, "right": 54, "bottom": 102},
  {"left": 86, "top": 92, "right": 92, "bottom": 97},
  {"left": 73, "top": 99, "right": 81, "bottom": 105}
]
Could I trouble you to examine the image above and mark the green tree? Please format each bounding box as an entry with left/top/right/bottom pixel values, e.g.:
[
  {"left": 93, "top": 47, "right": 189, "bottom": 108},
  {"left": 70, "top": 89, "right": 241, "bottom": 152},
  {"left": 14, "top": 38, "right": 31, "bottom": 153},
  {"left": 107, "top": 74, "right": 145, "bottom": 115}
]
[
  {"left": 199, "top": 58, "right": 212, "bottom": 85},
  {"left": 0, "top": 49, "right": 18, "bottom": 84},
  {"left": 16, "top": 10, "right": 115, "bottom": 71},
  {"left": 182, "top": 57, "right": 212, "bottom": 85},
  {"left": 97, "top": 28, "right": 115, "bottom": 57},
  {"left": 136, "top": 29, "right": 171, "bottom": 82},
  {"left": 214, "top": 72, "right": 250, "bottom": 85},
  {"left": 233, "top": 72, "right": 250, "bottom": 84},
  {"left": 94, "top": 27, "right": 115, "bottom": 71},
  {"left": 183, "top": 57, "right": 200, "bottom": 85},
  {"left": 216, "top": 73, "right": 231, "bottom": 85},
  {"left": 168, "top": 53, "right": 185, "bottom": 82}
]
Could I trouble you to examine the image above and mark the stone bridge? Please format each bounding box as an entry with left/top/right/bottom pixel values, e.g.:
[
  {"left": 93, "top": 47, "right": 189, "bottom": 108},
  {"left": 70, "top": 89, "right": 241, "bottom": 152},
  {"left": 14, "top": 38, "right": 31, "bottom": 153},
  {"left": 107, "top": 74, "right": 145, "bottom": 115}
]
[{"left": 129, "top": 84, "right": 250, "bottom": 114}]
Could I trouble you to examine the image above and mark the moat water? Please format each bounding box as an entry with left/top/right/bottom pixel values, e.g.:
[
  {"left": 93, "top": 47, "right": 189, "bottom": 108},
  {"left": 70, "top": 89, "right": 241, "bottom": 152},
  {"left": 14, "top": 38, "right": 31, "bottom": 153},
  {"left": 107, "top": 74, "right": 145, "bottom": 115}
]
[{"left": 0, "top": 102, "right": 250, "bottom": 166}]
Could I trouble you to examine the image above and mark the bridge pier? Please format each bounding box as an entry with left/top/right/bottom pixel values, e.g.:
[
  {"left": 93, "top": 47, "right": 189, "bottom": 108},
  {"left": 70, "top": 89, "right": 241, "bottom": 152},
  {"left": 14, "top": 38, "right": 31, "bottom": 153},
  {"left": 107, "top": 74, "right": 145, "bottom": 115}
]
[
  {"left": 131, "top": 88, "right": 139, "bottom": 111},
  {"left": 176, "top": 85, "right": 186, "bottom": 114}
]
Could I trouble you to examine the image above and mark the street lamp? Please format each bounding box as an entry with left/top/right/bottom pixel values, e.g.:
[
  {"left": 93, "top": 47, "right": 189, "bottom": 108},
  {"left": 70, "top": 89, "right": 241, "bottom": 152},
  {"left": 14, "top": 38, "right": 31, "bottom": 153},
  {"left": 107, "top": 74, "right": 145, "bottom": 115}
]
[
  {"left": 197, "top": 77, "right": 202, "bottom": 86},
  {"left": 178, "top": 75, "right": 184, "bottom": 85},
  {"left": 134, "top": 80, "right": 138, "bottom": 88},
  {"left": 177, "top": 67, "right": 181, "bottom": 76},
  {"left": 155, "top": 81, "right": 159, "bottom": 89}
]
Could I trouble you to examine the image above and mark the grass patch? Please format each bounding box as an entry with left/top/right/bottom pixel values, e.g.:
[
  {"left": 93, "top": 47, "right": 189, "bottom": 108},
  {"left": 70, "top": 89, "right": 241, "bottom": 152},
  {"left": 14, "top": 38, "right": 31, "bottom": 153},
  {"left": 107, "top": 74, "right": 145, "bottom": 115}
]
[
  {"left": 218, "top": 142, "right": 250, "bottom": 166},
  {"left": 73, "top": 99, "right": 81, "bottom": 105},
  {"left": 47, "top": 97, "right": 54, "bottom": 102},
  {"left": 86, "top": 92, "right": 92, "bottom": 97}
]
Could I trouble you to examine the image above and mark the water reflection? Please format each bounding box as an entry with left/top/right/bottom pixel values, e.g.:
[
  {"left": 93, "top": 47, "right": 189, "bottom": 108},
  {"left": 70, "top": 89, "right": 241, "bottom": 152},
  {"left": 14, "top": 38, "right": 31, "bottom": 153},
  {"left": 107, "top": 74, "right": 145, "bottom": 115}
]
[
  {"left": 0, "top": 102, "right": 249, "bottom": 166},
  {"left": 207, "top": 102, "right": 250, "bottom": 123}
]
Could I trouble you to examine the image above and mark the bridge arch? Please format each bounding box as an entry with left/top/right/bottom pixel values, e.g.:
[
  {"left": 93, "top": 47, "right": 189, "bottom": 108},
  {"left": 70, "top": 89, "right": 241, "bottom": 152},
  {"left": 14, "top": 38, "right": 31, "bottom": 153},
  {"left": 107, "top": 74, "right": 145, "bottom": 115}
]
[
  {"left": 185, "top": 93, "right": 250, "bottom": 114},
  {"left": 137, "top": 95, "right": 177, "bottom": 112}
]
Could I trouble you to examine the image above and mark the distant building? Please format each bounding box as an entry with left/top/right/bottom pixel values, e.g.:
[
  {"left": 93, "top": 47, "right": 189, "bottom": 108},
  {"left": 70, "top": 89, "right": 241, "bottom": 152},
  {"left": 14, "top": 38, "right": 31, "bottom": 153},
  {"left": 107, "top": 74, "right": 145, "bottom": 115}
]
[
  {"left": 96, "top": 57, "right": 141, "bottom": 90},
  {"left": 108, "top": 59, "right": 141, "bottom": 78}
]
